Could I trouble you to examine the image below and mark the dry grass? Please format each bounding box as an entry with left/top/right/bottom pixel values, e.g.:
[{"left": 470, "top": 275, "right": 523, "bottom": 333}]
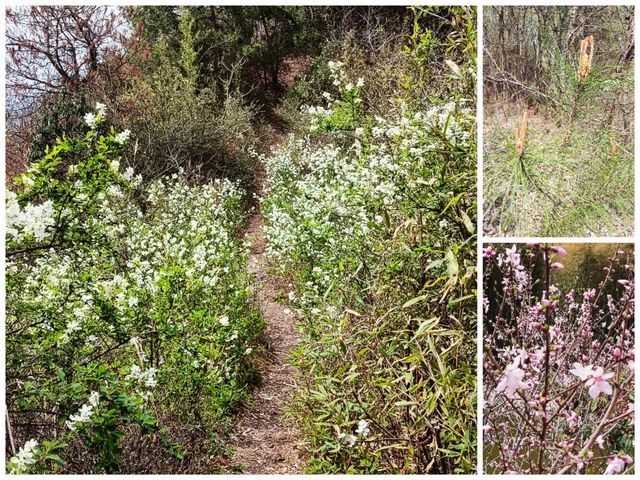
[{"left": 484, "top": 103, "right": 634, "bottom": 237}]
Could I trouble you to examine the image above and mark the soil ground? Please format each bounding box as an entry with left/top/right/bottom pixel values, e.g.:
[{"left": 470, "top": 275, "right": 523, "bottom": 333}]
[{"left": 225, "top": 100, "right": 304, "bottom": 473}]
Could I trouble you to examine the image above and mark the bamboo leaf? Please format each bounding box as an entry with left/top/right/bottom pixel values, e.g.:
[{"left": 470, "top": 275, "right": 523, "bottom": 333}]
[
  {"left": 446, "top": 249, "right": 459, "bottom": 278},
  {"left": 402, "top": 294, "right": 428, "bottom": 309}
]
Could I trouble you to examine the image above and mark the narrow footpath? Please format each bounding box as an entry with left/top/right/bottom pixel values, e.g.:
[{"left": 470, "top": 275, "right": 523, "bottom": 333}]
[{"left": 227, "top": 165, "right": 303, "bottom": 474}]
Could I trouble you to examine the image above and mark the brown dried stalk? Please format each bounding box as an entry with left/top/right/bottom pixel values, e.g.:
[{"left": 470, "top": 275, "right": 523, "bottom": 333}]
[
  {"left": 578, "top": 35, "right": 595, "bottom": 84},
  {"left": 515, "top": 108, "right": 528, "bottom": 158},
  {"left": 610, "top": 133, "right": 618, "bottom": 155},
  {"left": 563, "top": 35, "right": 595, "bottom": 147}
]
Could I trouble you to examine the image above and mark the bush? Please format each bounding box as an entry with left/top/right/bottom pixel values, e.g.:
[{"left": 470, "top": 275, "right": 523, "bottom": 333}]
[
  {"left": 112, "top": 40, "right": 258, "bottom": 185},
  {"left": 6, "top": 106, "right": 263, "bottom": 473},
  {"left": 261, "top": 62, "right": 476, "bottom": 473},
  {"left": 280, "top": 39, "right": 411, "bottom": 132}
]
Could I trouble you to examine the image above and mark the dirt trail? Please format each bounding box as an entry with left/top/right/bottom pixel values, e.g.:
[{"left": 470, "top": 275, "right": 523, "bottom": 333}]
[{"left": 226, "top": 162, "right": 303, "bottom": 474}]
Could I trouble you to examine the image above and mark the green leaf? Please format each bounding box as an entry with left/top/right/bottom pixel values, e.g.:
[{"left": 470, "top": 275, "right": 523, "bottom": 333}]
[
  {"left": 45, "top": 454, "right": 64, "bottom": 465},
  {"left": 440, "top": 192, "right": 464, "bottom": 215},
  {"left": 403, "top": 295, "right": 428, "bottom": 309},
  {"left": 412, "top": 317, "right": 440, "bottom": 340},
  {"left": 448, "top": 294, "right": 474, "bottom": 306},
  {"left": 460, "top": 210, "right": 474, "bottom": 233},
  {"left": 445, "top": 250, "right": 459, "bottom": 278}
]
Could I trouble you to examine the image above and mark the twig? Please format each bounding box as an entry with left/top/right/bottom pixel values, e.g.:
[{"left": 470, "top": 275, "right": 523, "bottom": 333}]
[
  {"left": 537, "top": 247, "right": 552, "bottom": 474},
  {"left": 6, "top": 409, "right": 17, "bottom": 455}
]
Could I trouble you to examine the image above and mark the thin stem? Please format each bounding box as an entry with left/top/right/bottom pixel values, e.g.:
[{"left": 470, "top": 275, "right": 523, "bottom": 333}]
[
  {"left": 537, "top": 246, "right": 552, "bottom": 474},
  {"left": 6, "top": 409, "right": 17, "bottom": 455}
]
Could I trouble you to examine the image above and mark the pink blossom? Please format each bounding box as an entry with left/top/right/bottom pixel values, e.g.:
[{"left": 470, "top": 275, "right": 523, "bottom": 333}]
[
  {"left": 604, "top": 456, "right": 625, "bottom": 474},
  {"left": 550, "top": 262, "right": 565, "bottom": 270},
  {"left": 569, "top": 363, "right": 595, "bottom": 381},
  {"left": 621, "top": 454, "right": 633, "bottom": 465},
  {"left": 550, "top": 246, "right": 568, "bottom": 257},
  {"left": 562, "top": 410, "right": 579, "bottom": 427},
  {"left": 596, "top": 435, "right": 606, "bottom": 449},
  {"left": 505, "top": 244, "right": 520, "bottom": 267},
  {"left": 483, "top": 247, "right": 494, "bottom": 258},
  {"left": 586, "top": 367, "right": 614, "bottom": 399},
  {"left": 496, "top": 360, "right": 529, "bottom": 399}
]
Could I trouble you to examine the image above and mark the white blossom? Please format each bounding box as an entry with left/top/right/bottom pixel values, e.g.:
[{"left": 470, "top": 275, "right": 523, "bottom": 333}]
[
  {"left": 8, "top": 439, "right": 38, "bottom": 473},
  {"left": 356, "top": 419, "right": 370, "bottom": 437},
  {"left": 95, "top": 102, "right": 107, "bottom": 116},
  {"left": 338, "top": 432, "right": 357, "bottom": 447},
  {"left": 127, "top": 364, "right": 158, "bottom": 389},
  {"left": 122, "top": 167, "right": 135, "bottom": 181},
  {"left": 114, "top": 129, "right": 131, "bottom": 145},
  {"left": 84, "top": 112, "right": 99, "bottom": 128},
  {"left": 66, "top": 391, "right": 100, "bottom": 431},
  {"left": 18, "top": 200, "right": 56, "bottom": 241}
]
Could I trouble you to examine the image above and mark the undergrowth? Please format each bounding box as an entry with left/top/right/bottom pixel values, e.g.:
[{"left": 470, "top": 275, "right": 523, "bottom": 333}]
[
  {"left": 483, "top": 21, "right": 633, "bottom": 237},
  {"left": 261, "top": 59, "right": 476, "bottom": 474},
  {"left": 484, "top": 108, "right": 633, "bottom": 237}
]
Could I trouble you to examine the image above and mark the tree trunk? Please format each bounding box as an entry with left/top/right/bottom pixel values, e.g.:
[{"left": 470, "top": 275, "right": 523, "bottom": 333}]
[{"left": 621, "top": 13, "right": 635, "bottom": 63}]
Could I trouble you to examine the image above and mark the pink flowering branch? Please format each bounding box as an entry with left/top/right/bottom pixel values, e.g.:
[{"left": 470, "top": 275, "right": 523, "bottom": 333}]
[
  {"left": 483, "top": 244, "right": 634, "bottom": 474},
  {"left": 537, "top": 246, "right": 553, "bottom": 473},
  {"left": 557, "top": 376, "right": 632, "bottom": 474}
]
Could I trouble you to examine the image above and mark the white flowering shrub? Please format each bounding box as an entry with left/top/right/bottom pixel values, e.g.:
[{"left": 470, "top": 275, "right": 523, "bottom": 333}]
[
  {"left": 5, "top": 107, "right": 263, "bottom": 473},
  {"left": 261, "top": 63, "right": 476, "bottom": 473}
]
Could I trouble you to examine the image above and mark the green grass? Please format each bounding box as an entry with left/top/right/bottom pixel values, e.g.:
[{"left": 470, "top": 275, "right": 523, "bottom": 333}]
[{"left": 483, "top": 106, "right": 634, "bottom": 237}]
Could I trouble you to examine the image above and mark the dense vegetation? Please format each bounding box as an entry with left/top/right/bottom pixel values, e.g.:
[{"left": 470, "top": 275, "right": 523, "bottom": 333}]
[
  {"left": 6, "top": 111, "right": 262, "bottom": 473},
  {"left": 483, "top": 6, "right": 634, "bottom": 237},
  {"left": 263, "top": 58, "right": 476, "bottom": 472},
  {"left": 5, "top": 6, "right": 476, "bottom": 474}
]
